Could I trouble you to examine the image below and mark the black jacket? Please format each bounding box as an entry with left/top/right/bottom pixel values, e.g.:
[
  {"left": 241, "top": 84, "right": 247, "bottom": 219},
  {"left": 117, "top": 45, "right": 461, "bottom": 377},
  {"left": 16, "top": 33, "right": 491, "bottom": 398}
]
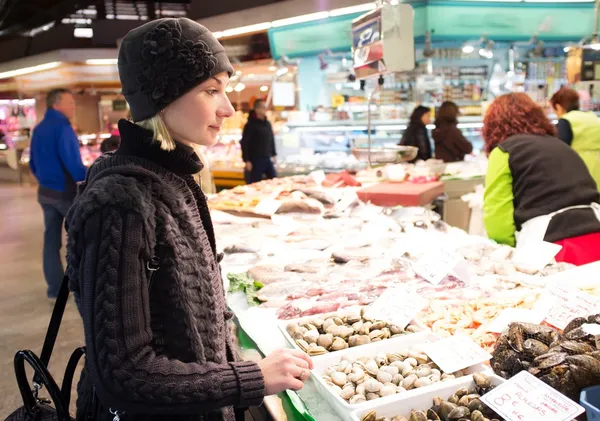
[
  {"left": 500, "top": 134, "right": 600, "bottom": 243},
  {"left": 432, "top": 122, "right": 473, "bottom": 162},
  {"left": 399, "top": 122, "right": 432, "bottom": 162},
  {"left": 240, "top": 115, "right": 276, "bottom": 162}
]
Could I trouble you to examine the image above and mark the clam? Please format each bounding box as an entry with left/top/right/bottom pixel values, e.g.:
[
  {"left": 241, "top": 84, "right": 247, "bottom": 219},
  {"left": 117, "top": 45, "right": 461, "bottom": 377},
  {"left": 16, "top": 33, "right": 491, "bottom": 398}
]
[
  {"left": 471, "top": 410, "right": 486, "bottom": 421},
  {"left": 296, "top": 339, "right": 310, "bottom": 352},
  {"left": 405, "top": 357, "right": 418, "bottom": 367},
  {"left": 292, "top": 331, "right": 305, "bottom": 341},
  {"left": 406, "top": 325, "right": 421, "bottom": 333},
  {"left": 322, "top": 318, "right": 336, "bottom": 332},
  {"left": 426, "top": 409, "right": 440, "bottom": 420},
  {"left": 402, "top": 374, "right": 418, "bottom": 390},
  {"left": 414, "top": 377, "right": 432, "bottom": 388},
  {"left": 469, "top": 400, "right": 484, "bottom": 414},
  {"left": 369, "top": 329, "right": 385, "bottom": 340},
  {"left": 360, "top": 322, "right": 373, "bottom": 335},
  {"left": 349, "top": 335, "right": 371, "bottom": 347},
  {"left": 307, "top": 346, "right": 327, "bottom": 356},
  {"left": 473, "top": 372, "right": 491, "bottom": 389},
  {"left": 408, "top": 410, "right": 427, "bottom": 421},
  {"left": 458, "top": 395, "right": 470, "bottom": 407},
  {"left": 380, "top": 365, "right": 399, "bottom": 376},
  {"left": 380, "top": 384, "right": 397, "bottom": 397},
  {"left": 348, "top": 367, "right": 366, "bottom": 383},
  {"left": 392, "top": 374, "right": 404, "bottom": 385},
  {"left": 375, "top": 353, "right": 388, "bottom": 366},
  {"left": 389, "top": 325, "right": 404, "bottom": 335},
  {"left": 304, "top": 329, "right": 319, "bottom": 344},
  {"left": 371, "top": 320, "right": 387, "bottom": 330},
  {"left": 350, "top": 394, "right": 367, "bottom": 404},
  {"left": 301, "top": 323, "right": 318, "bottom": 331},
  {"left": 402, "top": 365, "right": 415, "bottom": 377},
  {"left": 346, "top": 313, "right": 362, "bottom": 324},
  {"left": 361, "top": 410, "right": 377, "bottom": 421},
  {"left": 455, "top": 387, "right": 469, "bottom": 397},
  {"left": 409, "top": 351, "right": 429, "bottom": 365},
  {"left": 331, "top": 337, "right": 348, "bottom": 351},
  {"left": 377, "top": 370, "right": 393, "bottom": 384},
  {"left": 448, "top": 406, "right": 470, "bottom": 419},
  {"left": 366, "top": 392, "right": 380, "bottom": 401},
  {"left": 365, "top": 360, "right": 380, "bottom": 376},
  {"left": 355, "top": 383, "right": 366, "bottom": 396},
  {"left": 416, "top": 366, "right": 431, "bottom": 378},
  {"left": 353, "top": 321, "right": 365, "bottom": 333},
  {"left": 286, "top": 323, "right": 300, "bottom": 335},
  {"left": 440, "top": 402, "right": 458, "bottom": 419},
  {"left": 388, "top": 352, "right": 405, "bottom": 363},
  {"left": 317, "top": 333, "right": 334, "bottom": 349},
  {"left": 340, "top": 385, "right": 355, "bottom": 400},
  {"left": 365, "top": 378, "right": 383, "bottom": 393},
  {"left": 331, "top": 372, "right": 347, "bottom": 387}
]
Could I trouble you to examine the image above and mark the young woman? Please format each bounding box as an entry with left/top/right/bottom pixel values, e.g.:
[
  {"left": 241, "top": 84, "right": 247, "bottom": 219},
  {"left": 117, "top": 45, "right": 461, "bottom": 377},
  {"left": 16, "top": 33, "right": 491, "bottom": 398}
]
[
  {"left": 399, "top": 105, "right": 433, "bottom": 162},
  {"left": 432, "top": 101, "right": 473, "bottom": 162},
  {"left": 65, "top": 18, "right": 312, "bottom": 421},
  {"left": 482, "top": 93, "right": 600, "bottom": 265},
  {"left": 550, "top": 87, "right": 600, "bottom": 188}
]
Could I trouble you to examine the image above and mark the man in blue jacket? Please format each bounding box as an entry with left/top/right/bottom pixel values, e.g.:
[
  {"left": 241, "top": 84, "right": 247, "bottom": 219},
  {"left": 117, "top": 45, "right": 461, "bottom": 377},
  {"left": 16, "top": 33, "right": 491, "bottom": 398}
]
[{"left": 30, "top": 88, "right": 86, "bottom": 299}]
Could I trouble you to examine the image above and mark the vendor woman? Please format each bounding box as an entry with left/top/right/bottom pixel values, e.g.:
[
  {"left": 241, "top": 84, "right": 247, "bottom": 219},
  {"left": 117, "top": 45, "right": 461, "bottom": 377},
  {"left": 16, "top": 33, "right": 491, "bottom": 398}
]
[{"left": 482, "top": 92, "right": 600, "bottom": 266}]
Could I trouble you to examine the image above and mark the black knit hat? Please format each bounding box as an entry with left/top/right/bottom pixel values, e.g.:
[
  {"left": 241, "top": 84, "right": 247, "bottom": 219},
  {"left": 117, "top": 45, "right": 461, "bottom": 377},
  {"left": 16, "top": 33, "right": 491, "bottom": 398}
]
[{"left": 118, "top": 18, "right": 234, "bottom": 122}]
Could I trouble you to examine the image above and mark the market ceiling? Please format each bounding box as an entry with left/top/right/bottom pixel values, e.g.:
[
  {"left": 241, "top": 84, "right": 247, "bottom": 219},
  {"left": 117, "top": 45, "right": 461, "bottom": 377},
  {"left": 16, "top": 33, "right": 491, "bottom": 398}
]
[{"left": 0, "top": 0, "right": 286, "bottom": 38}]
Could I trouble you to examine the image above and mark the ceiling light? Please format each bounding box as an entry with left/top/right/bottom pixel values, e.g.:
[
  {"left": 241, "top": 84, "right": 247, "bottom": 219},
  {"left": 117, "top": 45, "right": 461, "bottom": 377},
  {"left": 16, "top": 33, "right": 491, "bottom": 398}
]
[
  {"left": 0, "top": 62, "right": 61, "bottom": 80},
  {"left": 479, "top": 49, "right": 493, "bottom": 59},
  {"left": 268, "top": 66, "right": 277, "bottom": 72},
  {"left": 276, "top": 67, "right": 289, "bottom": 77},
  {"left": 214, "top": 22, "right": 272, "bottom": 39},
  {"left": 234, "top": 83, "right": 246, "bottom": 92},
  {"left": 260, "top": 85, "right": 269, "bottom": 92},
  {"left": 462, "top": 45, "right": 475, "bottom": 54},
  {"left": 564, "top": 46, "right": 571, "bottom": 53},
  {"left": 524, "top": 0, "right": 592, "bottom": 2},
  {"left": 74, "top": 28, "right": 93, "bottom": 38},
  {"left": 225, "top": 86, "right": 234, "bottom": 93},
  {"left": 272, "top": 11, "right": 329, "bottom": 28},
  {"left": 329, "top": 3, "right": 376, "bottom": 17},
  {"left": 86, "top": 59, "right": 118, "bottom": 65}
]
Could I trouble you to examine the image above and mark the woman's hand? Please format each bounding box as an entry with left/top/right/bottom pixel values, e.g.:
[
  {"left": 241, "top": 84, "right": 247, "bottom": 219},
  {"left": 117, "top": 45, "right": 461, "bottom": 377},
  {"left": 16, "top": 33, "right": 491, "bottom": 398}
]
[
  {"left": 245, "top": 162, "right": 253, "bottom": 172},
  {"left": 258, "top": 348, "right": 313, "bottom": 395}
]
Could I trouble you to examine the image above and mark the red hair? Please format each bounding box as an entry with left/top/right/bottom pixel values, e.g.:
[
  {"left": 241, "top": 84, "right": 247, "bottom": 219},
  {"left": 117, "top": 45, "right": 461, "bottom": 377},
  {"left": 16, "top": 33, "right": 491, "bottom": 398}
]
[{"left": 483, "top": 93, "right": 556, "bottom": 155}]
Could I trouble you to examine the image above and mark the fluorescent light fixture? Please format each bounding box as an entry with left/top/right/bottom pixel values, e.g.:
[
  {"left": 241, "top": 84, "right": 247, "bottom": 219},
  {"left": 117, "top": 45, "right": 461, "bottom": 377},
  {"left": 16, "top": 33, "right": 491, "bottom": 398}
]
[
  {"left": 268, "top": 66, "right": 277, "bottom": 72},
  {"left": 272, "top": 11, "right": 329, "bottom": 28},
  {"left": 214, "top": 22, "right": 272, "bottom": 39},
  {"left": 294, "top": 125, "right": 368, "bottom": 132},
  {"left": 329, "top": 3, "right": 376, "bottom": 17},
  {"left": 524, "top": 0, "right": 592, "bottom": 2},
  {"left": 457, "top": 123, "right": 484, "bottom": 129},
  {"left": 564, "top": 46, "right": 571, "bottom": 53},
  {"left": 0, "top": 62, "right": 61, "bottom": 80},
  {"left": 80, "top": 9, "right": 97, "bottom": 15},
  {"left": 234, "top": 82, "right": 246, "bottom": 92},
  {"left": 479, "top": 48, "right": 493, "bottom": 59},
  {"left": 260, "top": 85, "right": 269, "bottom": 92},
  {"left": 225, "top": 86, "right": 234, "bottom": 93},
  {"left": 376, "top": 125, "right": 408, "bottom": 131},
  {"left": 74, "top": 27, "right": 93, "bottom": 38},
  {"left": 86, "top": 59, "right": 118, "bottom": 65},
  {"left": 0, "top": 144, "right": 7, "bottom": 150},
  {"left": 276, "top": 67, "right": 289, "bottom": 77},
  {"left": 462, "top": 45, "right": 475, "bottom": 54},
  {"left": 589, "top": 44, "right": 600, "bottom": 50}
]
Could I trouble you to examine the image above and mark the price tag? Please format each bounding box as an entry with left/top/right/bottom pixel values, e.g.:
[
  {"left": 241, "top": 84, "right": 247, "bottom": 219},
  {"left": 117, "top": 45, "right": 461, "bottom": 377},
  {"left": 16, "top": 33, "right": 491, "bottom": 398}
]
[
  {"left": 254, "top": 199, "right": 282, "bottom": 216},
  {"left": 481, "top": 371, "right": 585, "bottom": 421},
  {"left": 364, "top": 287, "right": 427, "bottom": 329},
  {"left": 512, "top": 240, "right": 562, "bottom": 273},
  {"left": 540, "top": 285, "right": 600, "bottom": 330},
  {"left": 270, "top": 214, "right": 301, "bottom": 237},
  {"left": 422, "top": 334, "right": 491, "bottom": 374},
  {"left": 413, "top": 249, "right": 463, "bottom": 285},
  {"left": 486, "top": 308, "right": 548, "bottom": 334},
  {"left": 334, "top": 190, "right": 358, "bottom": 212}
]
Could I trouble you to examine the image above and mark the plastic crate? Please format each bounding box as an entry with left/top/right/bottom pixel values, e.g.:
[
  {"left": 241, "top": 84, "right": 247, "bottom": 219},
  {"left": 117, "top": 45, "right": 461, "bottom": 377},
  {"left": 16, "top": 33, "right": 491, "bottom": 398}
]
[{"left": 581, "top": 386, "right": 600, "bottom": 421}]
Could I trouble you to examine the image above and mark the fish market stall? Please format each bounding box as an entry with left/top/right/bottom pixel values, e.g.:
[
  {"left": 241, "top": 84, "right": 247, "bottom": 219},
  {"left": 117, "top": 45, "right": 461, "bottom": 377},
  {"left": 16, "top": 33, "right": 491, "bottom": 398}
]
[{"left": 207, "top": 172, "right": 600, "bottom": 421}]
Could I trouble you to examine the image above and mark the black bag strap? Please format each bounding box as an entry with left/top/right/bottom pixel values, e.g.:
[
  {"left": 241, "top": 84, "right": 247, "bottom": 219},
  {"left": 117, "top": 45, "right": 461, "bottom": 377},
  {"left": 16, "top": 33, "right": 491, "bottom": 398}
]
[{"left": 34, "top": 274, "right": 70, "bottom": 385}]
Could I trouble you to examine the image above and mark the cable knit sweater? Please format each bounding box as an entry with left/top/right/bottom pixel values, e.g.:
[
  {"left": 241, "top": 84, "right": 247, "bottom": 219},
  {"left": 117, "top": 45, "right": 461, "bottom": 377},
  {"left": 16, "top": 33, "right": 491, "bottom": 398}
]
[{"left": 65, "top": 120, "right": 265, "bottom": 421}]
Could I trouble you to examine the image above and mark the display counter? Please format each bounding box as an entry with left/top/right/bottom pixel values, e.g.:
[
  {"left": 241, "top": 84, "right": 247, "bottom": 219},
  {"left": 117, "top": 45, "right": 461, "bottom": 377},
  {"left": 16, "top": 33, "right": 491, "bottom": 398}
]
[{"left": 210, "top": 175, "right": 599, "bottom": 421}]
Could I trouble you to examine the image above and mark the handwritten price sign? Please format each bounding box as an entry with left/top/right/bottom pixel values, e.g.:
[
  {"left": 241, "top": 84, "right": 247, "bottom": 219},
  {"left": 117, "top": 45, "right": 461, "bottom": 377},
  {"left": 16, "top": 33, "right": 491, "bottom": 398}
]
[
  {"left": 364, "top": 287, "right": 427, "bottom": 330},
  {"left": 541, "top": 285, "right": 600, "bottom": 330},
  {"left": 413, "top": 249, "right": 463, "bottom": 285},
  {"left": 481, "top": 371, "right": 584, "bottom": 421},
  {"left": 422, "top": 334, "right": 491, "bottom": 374}
]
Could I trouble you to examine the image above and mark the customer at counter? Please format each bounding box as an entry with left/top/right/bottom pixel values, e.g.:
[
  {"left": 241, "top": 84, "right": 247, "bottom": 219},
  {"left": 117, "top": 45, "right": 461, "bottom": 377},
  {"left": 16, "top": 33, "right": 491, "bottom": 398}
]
[
  {"left": 550, "top": 87, "right": 600, "bottom": 188},
  {"left": 432, "top": 101, "right": 473, "bottom": 162},
  {"left": 482, "top": 93, "right": 600, "bottom": 266},
  {"left": 241, "top": 99, "right": 277, "bottom": 184},
  {"left": 399, "top": 105, "right": 432, "bottom": 162}
]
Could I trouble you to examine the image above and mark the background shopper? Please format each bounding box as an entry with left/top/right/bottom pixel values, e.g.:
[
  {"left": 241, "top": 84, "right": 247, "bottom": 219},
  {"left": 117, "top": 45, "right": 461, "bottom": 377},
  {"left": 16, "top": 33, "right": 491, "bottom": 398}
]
[
  {"left": 432, "top": 101, "right": 473, "bottom": 162},
  {"left": 65, "top": 18, "right": 311, "bottom": 421},
  {"left": 241, "top": 99, "right": 277, "bottom": 184},
  {"left": 399, "top": 105, "right": 433, "bottom": 162},
  {"left": 551, "top": 87, "right": 600, "bottom": 188},
  {"left": 29, "top": 88, "right": 86, "bottom": 299},
  {"left": 482, "top": 93, "right": 600, "bottom": 265}
]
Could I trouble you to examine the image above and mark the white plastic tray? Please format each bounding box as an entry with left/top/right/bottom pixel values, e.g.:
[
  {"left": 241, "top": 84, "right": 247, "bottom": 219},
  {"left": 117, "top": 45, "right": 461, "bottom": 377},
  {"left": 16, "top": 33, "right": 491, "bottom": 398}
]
[
  {"left": 310, "top": 332, "right": 491, "bottom": 420},
  {"left": 350, "top": 373, "right": 506, "bottom": 421},
  {"left": 278, "top": 311, "right": 429, "bottom": 359}
]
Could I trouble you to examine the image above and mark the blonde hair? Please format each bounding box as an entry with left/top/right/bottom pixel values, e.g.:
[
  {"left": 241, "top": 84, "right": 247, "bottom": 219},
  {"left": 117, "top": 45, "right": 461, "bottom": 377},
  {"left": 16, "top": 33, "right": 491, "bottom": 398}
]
[{"left": 136, "top": 114, "right": 176, "bottom": 151}]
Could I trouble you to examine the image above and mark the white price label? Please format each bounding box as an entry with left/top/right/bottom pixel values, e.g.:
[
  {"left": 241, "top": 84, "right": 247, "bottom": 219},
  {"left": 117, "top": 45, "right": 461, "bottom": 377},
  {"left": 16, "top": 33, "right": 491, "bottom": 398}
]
[
  {"left": 512, "top": 240, "right": 562, "bottom": 273},
  {"left": 486, "top": 308, "right": 548, "bottom": 334},
  {"left": 413, "top": 250, "right": 463, "bottom": 285},
  {"left": 254, "top": 199, "right": 282, "bottom": 216},
  {"left": 422, "top": 334, "right": 491, "bottom": 374},
  {"left": 481, "top": 371, "right": 584, "bottom": 421},
  {"left": 364, "top": 287, "right": 427, "bottom": 329},
  {"left": 335, "top": 190, "right": 358, "bottom": 212},
  {"left": 541, "top": 285, "right": 600, "bottom": 330}
]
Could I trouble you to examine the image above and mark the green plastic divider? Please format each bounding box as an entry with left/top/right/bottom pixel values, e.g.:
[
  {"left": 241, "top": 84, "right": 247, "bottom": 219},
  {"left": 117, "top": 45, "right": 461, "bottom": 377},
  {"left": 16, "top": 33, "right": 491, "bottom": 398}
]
[{"left": 235, "top": 317, "right": 315, "bottom": 421}]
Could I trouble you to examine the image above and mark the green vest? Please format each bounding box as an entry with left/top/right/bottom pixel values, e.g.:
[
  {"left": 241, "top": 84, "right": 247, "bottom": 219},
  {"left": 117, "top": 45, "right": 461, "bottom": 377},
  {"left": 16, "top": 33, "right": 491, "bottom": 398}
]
[{"left": 562, "top": 111, "right": 600, "bottom": 189}]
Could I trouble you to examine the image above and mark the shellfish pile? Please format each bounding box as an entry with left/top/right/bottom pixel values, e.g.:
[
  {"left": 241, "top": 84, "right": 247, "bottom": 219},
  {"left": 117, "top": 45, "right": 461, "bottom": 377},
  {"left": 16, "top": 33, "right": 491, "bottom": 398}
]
[
  {"left": 286, "top": 311, "right": 423, "bottom": 355},
  {"left": 359, "top": 373, "right": 501, "bottom": 421},
  {"left": 322, "top": 347, "right": 466, "bottom": 404},
  {"left": 492, "top": 316, "right": 600, "bottom": 400}
]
